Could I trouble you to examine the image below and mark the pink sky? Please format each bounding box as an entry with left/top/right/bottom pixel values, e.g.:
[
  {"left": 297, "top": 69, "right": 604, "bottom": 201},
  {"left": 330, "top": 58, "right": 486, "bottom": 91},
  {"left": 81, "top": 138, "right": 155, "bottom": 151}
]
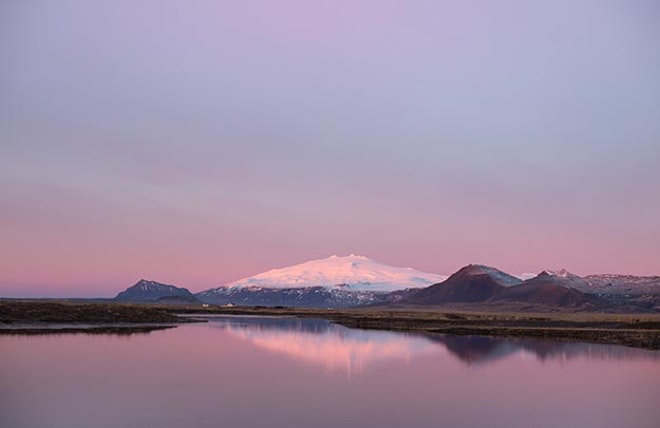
[{"left": 1, "top": 0, "right": 659, "bottom": 297}]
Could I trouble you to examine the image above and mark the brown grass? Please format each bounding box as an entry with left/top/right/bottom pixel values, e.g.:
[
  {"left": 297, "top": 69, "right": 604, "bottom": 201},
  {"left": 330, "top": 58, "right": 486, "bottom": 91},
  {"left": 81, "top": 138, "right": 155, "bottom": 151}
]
[{"left": 2, "top": 300, "right": 660, "bottom": 349}]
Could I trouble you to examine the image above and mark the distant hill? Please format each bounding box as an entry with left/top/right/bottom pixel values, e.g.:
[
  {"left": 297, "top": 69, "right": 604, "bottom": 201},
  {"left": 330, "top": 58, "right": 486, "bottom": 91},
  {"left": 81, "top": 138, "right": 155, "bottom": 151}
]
[
  {"left": 496, "top": 271, "right": 599, "bottom": 309},
  {"left": 513, "top": 271, "right": 659, "bottom": 311},
  {"left": 196, "top": 285, "right": 390, "bottom": 308},
  {"left": 115, "top": 279, "right": 199, "bottom": 303},
  {"left": 400, "top": 266, "right": 612, "bottom": 311},
  {"left": 583, "top": 274, "right": 660, "bottom": 296},
  {"left": 404, "top": 264, "right": 522, "bottom": 304}
]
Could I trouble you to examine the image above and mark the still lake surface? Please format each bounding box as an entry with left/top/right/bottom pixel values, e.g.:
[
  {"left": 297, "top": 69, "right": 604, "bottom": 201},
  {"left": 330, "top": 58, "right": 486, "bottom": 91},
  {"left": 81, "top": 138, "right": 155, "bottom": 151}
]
[{"left": 2, "top": 316, "right": 659, "bottom": 428}]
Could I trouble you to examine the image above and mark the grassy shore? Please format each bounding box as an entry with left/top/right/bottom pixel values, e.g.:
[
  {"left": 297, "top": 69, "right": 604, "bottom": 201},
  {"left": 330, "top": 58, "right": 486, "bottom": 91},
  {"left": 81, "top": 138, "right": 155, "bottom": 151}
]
[
  {"left": 0, "top": 325, "right": 177, "bottom": 336},
  {"left": 2, "top": 300, "right": 660, "bottom": 349},
  {"left": 176, "top": 305, "right": 660, "bottom": 350},
  {"left": 0, "top": 300, "right": 199, "bottom": 335}
]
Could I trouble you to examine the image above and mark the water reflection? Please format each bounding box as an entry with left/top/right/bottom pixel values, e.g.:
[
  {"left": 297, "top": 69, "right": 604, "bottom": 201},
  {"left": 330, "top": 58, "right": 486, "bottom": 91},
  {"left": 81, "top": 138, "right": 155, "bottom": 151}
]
[
  {"left": 3, "top": 317, "right": 659, "bottom": 428},
  {"left": 428, "top": 334, "right": 660, "bottom": 365},
  {"left": 209, "top": 316, "right": 438, "bottom": 375},
  {"left": 207, "top": 316, "right": 660, "bottom": 372}
]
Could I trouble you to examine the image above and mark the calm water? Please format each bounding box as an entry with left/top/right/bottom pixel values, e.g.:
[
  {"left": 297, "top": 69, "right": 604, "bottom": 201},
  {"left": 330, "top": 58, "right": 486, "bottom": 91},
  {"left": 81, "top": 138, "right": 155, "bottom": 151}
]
[{"left": 2, "top": 316, "right": 659, "bottom": 428}]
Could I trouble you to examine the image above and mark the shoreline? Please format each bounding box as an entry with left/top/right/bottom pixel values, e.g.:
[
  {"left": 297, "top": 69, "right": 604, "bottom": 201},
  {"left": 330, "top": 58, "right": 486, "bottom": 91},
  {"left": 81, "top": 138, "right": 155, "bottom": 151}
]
[
  {"left": 182, "top": 306, "right": 660, "bottom": 350},
  {"left": 0, "top": 325, "right": 178, "bottom": 336},
  {"left": 2, "top": 300, "right": 660, "bottom": 350}
]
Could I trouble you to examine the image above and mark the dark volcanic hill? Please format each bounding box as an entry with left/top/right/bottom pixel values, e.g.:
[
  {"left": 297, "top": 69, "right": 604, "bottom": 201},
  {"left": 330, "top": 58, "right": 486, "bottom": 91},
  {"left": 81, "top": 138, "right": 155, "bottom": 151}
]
[
  {"left": 115, "top": 279, "right": 198, "bottom": 302},
  {"left": 400, "top": 266, "right": 611, "bottom": 310},
  {"left": 403, "top": 264, "right": 523, "bottom": 304},
  {"left": 496, "top": 271, "right": 599, "bottom": 309}
]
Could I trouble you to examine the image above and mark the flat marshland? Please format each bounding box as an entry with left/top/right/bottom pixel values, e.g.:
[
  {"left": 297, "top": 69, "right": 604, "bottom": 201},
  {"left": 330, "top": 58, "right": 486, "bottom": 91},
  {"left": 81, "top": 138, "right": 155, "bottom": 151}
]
[{"left": 2, "top": 300, "right": 659, "bottom": 349}]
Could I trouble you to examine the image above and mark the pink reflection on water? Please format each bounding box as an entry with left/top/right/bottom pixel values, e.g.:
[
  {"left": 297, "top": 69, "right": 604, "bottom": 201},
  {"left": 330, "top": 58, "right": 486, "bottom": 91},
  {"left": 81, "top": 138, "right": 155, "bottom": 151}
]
[
  {"left": 224, "top": 326, "right": 441, "bottom": 375},
  {"left": 1, "top": 320, "right": 660, "bottom": 428}
]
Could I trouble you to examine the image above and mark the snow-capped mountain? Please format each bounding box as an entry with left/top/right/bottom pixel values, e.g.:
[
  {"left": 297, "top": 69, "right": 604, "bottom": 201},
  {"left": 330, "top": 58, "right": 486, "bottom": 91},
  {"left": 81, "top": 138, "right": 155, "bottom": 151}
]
[
  {"left": 195, "top": 255, "right": 445, "bottom": 308},
  {"left": 223, "top": 254, "right": 447, "bottom": 292}
]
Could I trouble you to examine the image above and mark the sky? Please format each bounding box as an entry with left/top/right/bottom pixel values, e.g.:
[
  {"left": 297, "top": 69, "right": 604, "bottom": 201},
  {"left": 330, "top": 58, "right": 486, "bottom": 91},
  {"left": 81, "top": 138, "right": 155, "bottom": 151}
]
[{"left": 1, "top": 0, "right": 659, "bottom": 297}]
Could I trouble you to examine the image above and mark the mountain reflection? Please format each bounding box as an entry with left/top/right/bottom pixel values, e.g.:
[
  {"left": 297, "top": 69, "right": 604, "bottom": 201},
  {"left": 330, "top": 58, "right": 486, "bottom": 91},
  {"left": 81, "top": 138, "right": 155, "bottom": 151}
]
[
  {"left": 207, "top": 316, "right": 660, "bottom": 373},
  {"left": 209, "top": 316, "right": 437, "bottom": 375},
  {"left": 427, "top": 335, "right": 660, "bottom": 365}
]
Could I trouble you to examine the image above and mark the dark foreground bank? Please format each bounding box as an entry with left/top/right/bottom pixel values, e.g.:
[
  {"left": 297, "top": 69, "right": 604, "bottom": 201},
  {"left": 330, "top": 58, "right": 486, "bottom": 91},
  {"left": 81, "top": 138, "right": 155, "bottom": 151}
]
[
  {"left": 2, "top": 300, "right": 660, "bottom": 349},
  {"left": 0, "top": 300, "right": 200, "bottom": 335}
]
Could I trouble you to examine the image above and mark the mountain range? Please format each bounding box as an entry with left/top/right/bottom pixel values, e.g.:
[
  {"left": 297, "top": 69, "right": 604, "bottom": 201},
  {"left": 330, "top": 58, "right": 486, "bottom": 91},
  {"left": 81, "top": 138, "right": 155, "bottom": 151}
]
[{"left": 112, "top": 256, "right": 660, "bottom": 311}]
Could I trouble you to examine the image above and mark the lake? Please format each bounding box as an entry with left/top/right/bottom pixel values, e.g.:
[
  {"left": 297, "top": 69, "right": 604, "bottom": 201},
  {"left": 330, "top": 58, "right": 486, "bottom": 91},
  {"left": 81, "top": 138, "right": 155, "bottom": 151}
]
[{"left": 2, "top": 316, "right": 659, "bottom": 428}]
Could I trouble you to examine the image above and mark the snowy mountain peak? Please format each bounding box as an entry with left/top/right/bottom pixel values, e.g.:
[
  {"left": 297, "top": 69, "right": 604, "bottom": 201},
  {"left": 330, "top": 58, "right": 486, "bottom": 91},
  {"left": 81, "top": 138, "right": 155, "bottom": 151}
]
[
  {"left": 457, "top": 264, "right": 523, "bottom": 287},
  {"left": 542, "top": 269, "right": 580, "bottom": 279},
  {"left": 226, "top": 255, "right": 447, "bottom": 292},
  {"left": 329, "top": 254, "right": 369, "bottom": 261}
]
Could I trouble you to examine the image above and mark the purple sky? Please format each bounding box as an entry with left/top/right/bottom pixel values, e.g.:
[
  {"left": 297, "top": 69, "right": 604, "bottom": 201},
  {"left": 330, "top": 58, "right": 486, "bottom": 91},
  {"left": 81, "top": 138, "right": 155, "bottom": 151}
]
[{"left": 1, "top": 0, "right": 660, "bottom": 297}]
